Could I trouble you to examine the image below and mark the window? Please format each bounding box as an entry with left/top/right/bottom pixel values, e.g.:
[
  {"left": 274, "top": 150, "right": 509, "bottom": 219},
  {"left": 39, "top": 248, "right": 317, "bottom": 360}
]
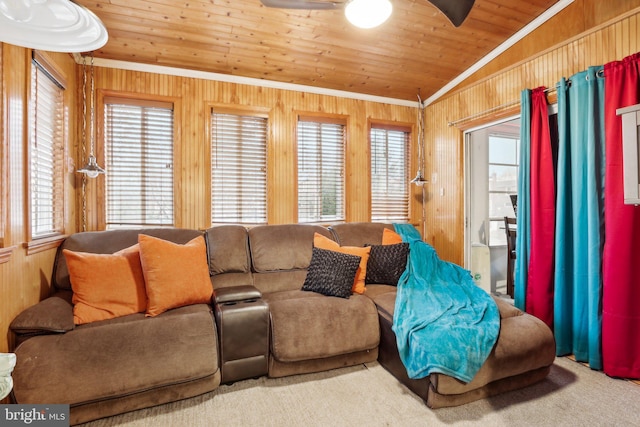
[
  {"left": 210, "top": 111, "right": 268, "bottom": 224},
  {"left": 29, "top": 55, "right": 65, "bottom": 240},
  {"left": 370, "top": 125, "right": 410, "bottom": 222},
  {"left": 488, "top": 134, "right": 520, "bottom": 246},
  {"left": 104, "top": 98, "right": 174, "bottom": 228},
  {"left": 297, "top": 118, "right": 345, "bottom": 223}
]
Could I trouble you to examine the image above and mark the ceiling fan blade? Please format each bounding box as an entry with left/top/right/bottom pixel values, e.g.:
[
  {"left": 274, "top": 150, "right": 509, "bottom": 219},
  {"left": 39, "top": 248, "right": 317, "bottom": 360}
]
[
  {"left": 260, "top": 0, "right": 344, "bottom": 10},
  {"left": 427, "top": 0, "right": 475, "bottom": 27}
]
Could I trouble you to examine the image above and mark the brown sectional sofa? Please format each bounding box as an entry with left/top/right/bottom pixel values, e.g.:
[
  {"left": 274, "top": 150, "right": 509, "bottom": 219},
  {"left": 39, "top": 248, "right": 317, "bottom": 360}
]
[{"left": 9, "top": 222, "right": 556, "bottom": 425}]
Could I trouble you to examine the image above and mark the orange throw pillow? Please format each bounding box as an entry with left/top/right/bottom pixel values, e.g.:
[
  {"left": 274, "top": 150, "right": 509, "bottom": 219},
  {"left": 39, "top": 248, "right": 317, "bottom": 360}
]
[
  {"left": 313, "top": 233, "right": 371, "bottom": 294},
  {"left": 138, "top": 234, "right": 213, "bottom": 317},
  {"left": 64, "top": 244, "right": 147, "bottom": 325},
  {"left": 382, "top": 228, "right": 403, "bottom": 245}
]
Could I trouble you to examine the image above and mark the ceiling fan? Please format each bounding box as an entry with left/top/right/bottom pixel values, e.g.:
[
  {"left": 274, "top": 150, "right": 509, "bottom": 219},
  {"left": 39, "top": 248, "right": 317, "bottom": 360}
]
[{"left": 260, "top": 0, "right": 476, "bottom": 28}]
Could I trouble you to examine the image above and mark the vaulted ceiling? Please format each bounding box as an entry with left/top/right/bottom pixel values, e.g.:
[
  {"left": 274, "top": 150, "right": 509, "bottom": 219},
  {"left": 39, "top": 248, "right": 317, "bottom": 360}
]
[{"left": 75, "top": 0, "right": 560, "bottom": 102}]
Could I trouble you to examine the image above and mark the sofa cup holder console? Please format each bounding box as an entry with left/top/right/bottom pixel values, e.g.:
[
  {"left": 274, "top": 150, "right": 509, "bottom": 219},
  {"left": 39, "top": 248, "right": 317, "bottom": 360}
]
[{"left": 213, "top": 285, "right": 270, "bottom": 383}]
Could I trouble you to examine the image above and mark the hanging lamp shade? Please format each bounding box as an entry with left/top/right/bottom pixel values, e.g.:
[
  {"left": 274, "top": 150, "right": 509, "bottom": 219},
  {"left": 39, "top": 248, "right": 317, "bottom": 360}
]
[
  {"left": 410, "top": 171, "right": 428, "bottom": 186},
  {"left": 412, "top": 94, "right": 428, "bottom": 186},
  {"left": 77, "top": 154, "right": 105, "bottom": 178},
  {"left": 77, "top": 54, "right": 105, "bottom": 178},
  {"left": 0, "top": 0, "right": 108, "bottom": 52}
]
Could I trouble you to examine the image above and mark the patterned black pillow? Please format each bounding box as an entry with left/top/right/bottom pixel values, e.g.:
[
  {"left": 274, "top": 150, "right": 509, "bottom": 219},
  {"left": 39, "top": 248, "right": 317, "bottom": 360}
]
[
  {"left": 365, "top": 243, "right": 410, "bottom": 286},
  {"left": 302, "top": 247, "right": 361, "bottom": 298}
]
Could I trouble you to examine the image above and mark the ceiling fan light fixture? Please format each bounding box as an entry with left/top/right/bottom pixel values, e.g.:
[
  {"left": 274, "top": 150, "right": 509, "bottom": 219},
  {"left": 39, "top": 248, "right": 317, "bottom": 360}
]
[
  {"left": 345, "top": 0, "right": 392, "bottom": 29},
  {"left": 0, "top": 0, "right": 108, "bottom": 52}
]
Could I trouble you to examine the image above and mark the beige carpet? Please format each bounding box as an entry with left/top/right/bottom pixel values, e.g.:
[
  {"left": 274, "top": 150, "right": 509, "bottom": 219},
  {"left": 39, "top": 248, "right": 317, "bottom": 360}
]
[{"left": 80, "top": 357, "right": 640, "bottom": 427}]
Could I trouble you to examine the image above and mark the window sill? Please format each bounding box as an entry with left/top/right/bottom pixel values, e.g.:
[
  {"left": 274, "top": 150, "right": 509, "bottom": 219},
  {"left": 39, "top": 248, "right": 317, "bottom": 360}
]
[
  {"left": 24, "top": 234, "right": 67, "bottom": 255},
  {"left": 0, "top": 246, "right": 16, "bottom": 264}
]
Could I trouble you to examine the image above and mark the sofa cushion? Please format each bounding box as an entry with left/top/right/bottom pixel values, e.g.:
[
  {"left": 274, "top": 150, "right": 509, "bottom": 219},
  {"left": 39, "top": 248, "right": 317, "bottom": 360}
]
[
  {"left": 265, "top": 291, "right": 380, "bottom": 362},
  {"left": 382, "top": 228, "right": 403, "bottom": 244},
  {"left": 363, "top": 284, "right": 397, "bottom": 301},
  {"left": 365, "top": 243, "right": 409, "bottom": 286},
  {"left": 205, "top": 225, "right": 251, "bottom": 275},
  {"left": 64, "top": 245, "right": 147, "bottom": 325},
  {"left": 249, "top": 224, "right": 333, "bottom": 272},
  {"left": 313, "top": 233, "right": 371, "bottom": 294},
  {"left": 53, "top": 228, "right": 204, "bottom": 292},
  {"left": 329, "top": 222, "right": 393, "bottom": 246},
  {"left": 248, "top": 224, "right": 333, "bottom": 294},
  {"left": 430, "top": 305, "right": 556, "bottom": 394},
  {"left": 371, "top": 290, "right": 397, "bottom": 320},
  {"left": 10, "top": 293, "right": 74, "bottom": 335},
  {"left": 374, "top": 291, "right": 556, "bottom": 396},
  {"left": 302, "top": 247, "right": 361, "bottom": 298},
  {"left": 12, "top": 304, "right": 220, "bottom": 408},
  {"left": 138, "top": 235, "right": 213, "bottom": 317}
]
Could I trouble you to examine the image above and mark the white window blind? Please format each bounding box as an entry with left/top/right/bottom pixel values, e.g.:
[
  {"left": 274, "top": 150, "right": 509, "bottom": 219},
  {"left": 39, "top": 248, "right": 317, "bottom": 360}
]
[
  {"left": 30, "top": 60, "right": 65, "bottom": 238},
  {"left": 297, "top": 119, "right": 345, "bottom": 223},
  {"left": 105, "top": 99, "right": 174, "bottom": 228},
  {"left": 370, "top": 127, "right": 410, "bottom": 222},
  {"left": 211, "top": 111, "right": 267, "bottom": 224}
]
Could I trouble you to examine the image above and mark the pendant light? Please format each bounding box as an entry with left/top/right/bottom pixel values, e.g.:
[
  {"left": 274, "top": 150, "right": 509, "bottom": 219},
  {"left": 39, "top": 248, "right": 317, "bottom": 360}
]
[
  {"left": 411, "top": 94, "right": 428, "bottom": 238},
  {"left": 77, "top": 54, "right": 105, "bottom": 178},
  {"left": 411, "top": 95, "right": 428, "bottom": 186}
]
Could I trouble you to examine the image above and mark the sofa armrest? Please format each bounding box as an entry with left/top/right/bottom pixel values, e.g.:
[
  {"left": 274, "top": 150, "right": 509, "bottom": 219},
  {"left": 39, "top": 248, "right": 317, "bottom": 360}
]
[
  {"left": 492, "top": 296, "right": 523, "bottom": 319},
  {"left": 10, "top": 293, "right": 74, "bottom": 339},
  {"left": 213, "top": 285, "right": 262, "bottom": 305}
]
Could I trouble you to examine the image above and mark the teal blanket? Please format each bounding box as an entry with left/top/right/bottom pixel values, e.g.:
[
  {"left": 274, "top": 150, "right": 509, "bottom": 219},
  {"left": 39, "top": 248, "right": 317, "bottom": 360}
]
[{"left": 392, "top": 224, "right": 500, "bottom": 383}]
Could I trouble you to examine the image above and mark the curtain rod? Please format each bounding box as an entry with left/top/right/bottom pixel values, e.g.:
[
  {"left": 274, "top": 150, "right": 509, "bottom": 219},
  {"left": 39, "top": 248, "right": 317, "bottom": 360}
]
[
  {"left": 448, "top": 70, "right": 605, "bottom": 127},
  {"left": 448, "top": 100, "right": 520, "bottom": 127}
]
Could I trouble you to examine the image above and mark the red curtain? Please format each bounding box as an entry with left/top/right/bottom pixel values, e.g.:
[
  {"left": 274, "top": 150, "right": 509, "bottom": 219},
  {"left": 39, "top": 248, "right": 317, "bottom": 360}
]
[
  {"left": 526, "top": 87, "right": 556, "bottom": 328},
  {"left": 603, "top": 53, "right": 640, "bottom": 378}
]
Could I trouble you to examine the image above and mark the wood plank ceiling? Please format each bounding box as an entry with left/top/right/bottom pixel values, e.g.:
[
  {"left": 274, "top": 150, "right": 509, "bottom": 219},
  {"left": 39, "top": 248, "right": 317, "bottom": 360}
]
[{"left": 74, "top": 0, "right": 559, "bottom": 101}]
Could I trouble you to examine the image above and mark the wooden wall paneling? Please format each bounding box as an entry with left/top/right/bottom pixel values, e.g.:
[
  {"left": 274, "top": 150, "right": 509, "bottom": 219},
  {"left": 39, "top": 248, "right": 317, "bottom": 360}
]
[
  {"left": 424, "top": 10, "right": 640, "bottom": 265},
  {"left": 457, "top": 2, "right": 640, "bottom": 89},
  {"left": 86, "top": 69, "right": 417, "bottom": 229},
  {"left": 0, "top": 42, "right": 12, "bottom": 265},
  {"left": 268, "top": 90, "right": 293, "bottom": 224},
  {"left": 0, "top": 46, "right": 77, "bottom": 354}
]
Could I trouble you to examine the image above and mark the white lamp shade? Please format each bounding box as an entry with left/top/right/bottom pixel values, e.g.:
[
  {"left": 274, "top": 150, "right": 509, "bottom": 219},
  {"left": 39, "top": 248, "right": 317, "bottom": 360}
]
[
  {"left": 0, "top": 0, "right": 108, "bottom": 52},
  {"left": 345, "top": 0, "right": 393, "bottom": 29},
  {"left": 77, "top": 154, "right": 105, "bottom": 178}
]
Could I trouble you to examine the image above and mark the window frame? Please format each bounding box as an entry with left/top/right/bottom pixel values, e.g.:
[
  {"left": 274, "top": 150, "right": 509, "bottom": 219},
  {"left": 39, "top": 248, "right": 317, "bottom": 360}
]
[
  {"left": 296, "top": 113, "right": 348, "bottom": 224},
  {"left": 208, "top": 105, "right": 270, "bottom": 226},
  {"left": 369, "top": 121, "right": 412, "bottom": 223},
  {"left": 97, "top": 91, "right": 181, "bottom": 229},
  {"left": 25, "top": 51, "right": 68, "bottom": 254},
  {"left": 487, "top": 133, "right": 520, "bottom": 247}
]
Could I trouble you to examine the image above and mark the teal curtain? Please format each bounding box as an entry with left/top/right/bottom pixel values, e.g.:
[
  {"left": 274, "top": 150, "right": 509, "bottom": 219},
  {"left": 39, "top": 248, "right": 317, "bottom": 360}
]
[
  {"left": 514, "top": 89, "right": 531, "bottom": 310},
  {"left": 553, "top": 67, "right": 605, "bottom": 369}
]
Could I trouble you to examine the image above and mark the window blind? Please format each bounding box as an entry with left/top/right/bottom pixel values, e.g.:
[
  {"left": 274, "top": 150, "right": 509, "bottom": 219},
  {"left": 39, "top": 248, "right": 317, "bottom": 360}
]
[
  {"left": 370, "top": 127, "right": 410, "bottom": 222},
  {"left": 30, "top": 61, "right": 65, "bottom": 238},
  {"left": 105, "top": 100, "right": 174, "bottom": 228},
  {"left": 211, "top": 111, "right": 267, "bottom": 224},
  {"left": 297, "top": 120, "right": 345, "bottom": 223}
]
